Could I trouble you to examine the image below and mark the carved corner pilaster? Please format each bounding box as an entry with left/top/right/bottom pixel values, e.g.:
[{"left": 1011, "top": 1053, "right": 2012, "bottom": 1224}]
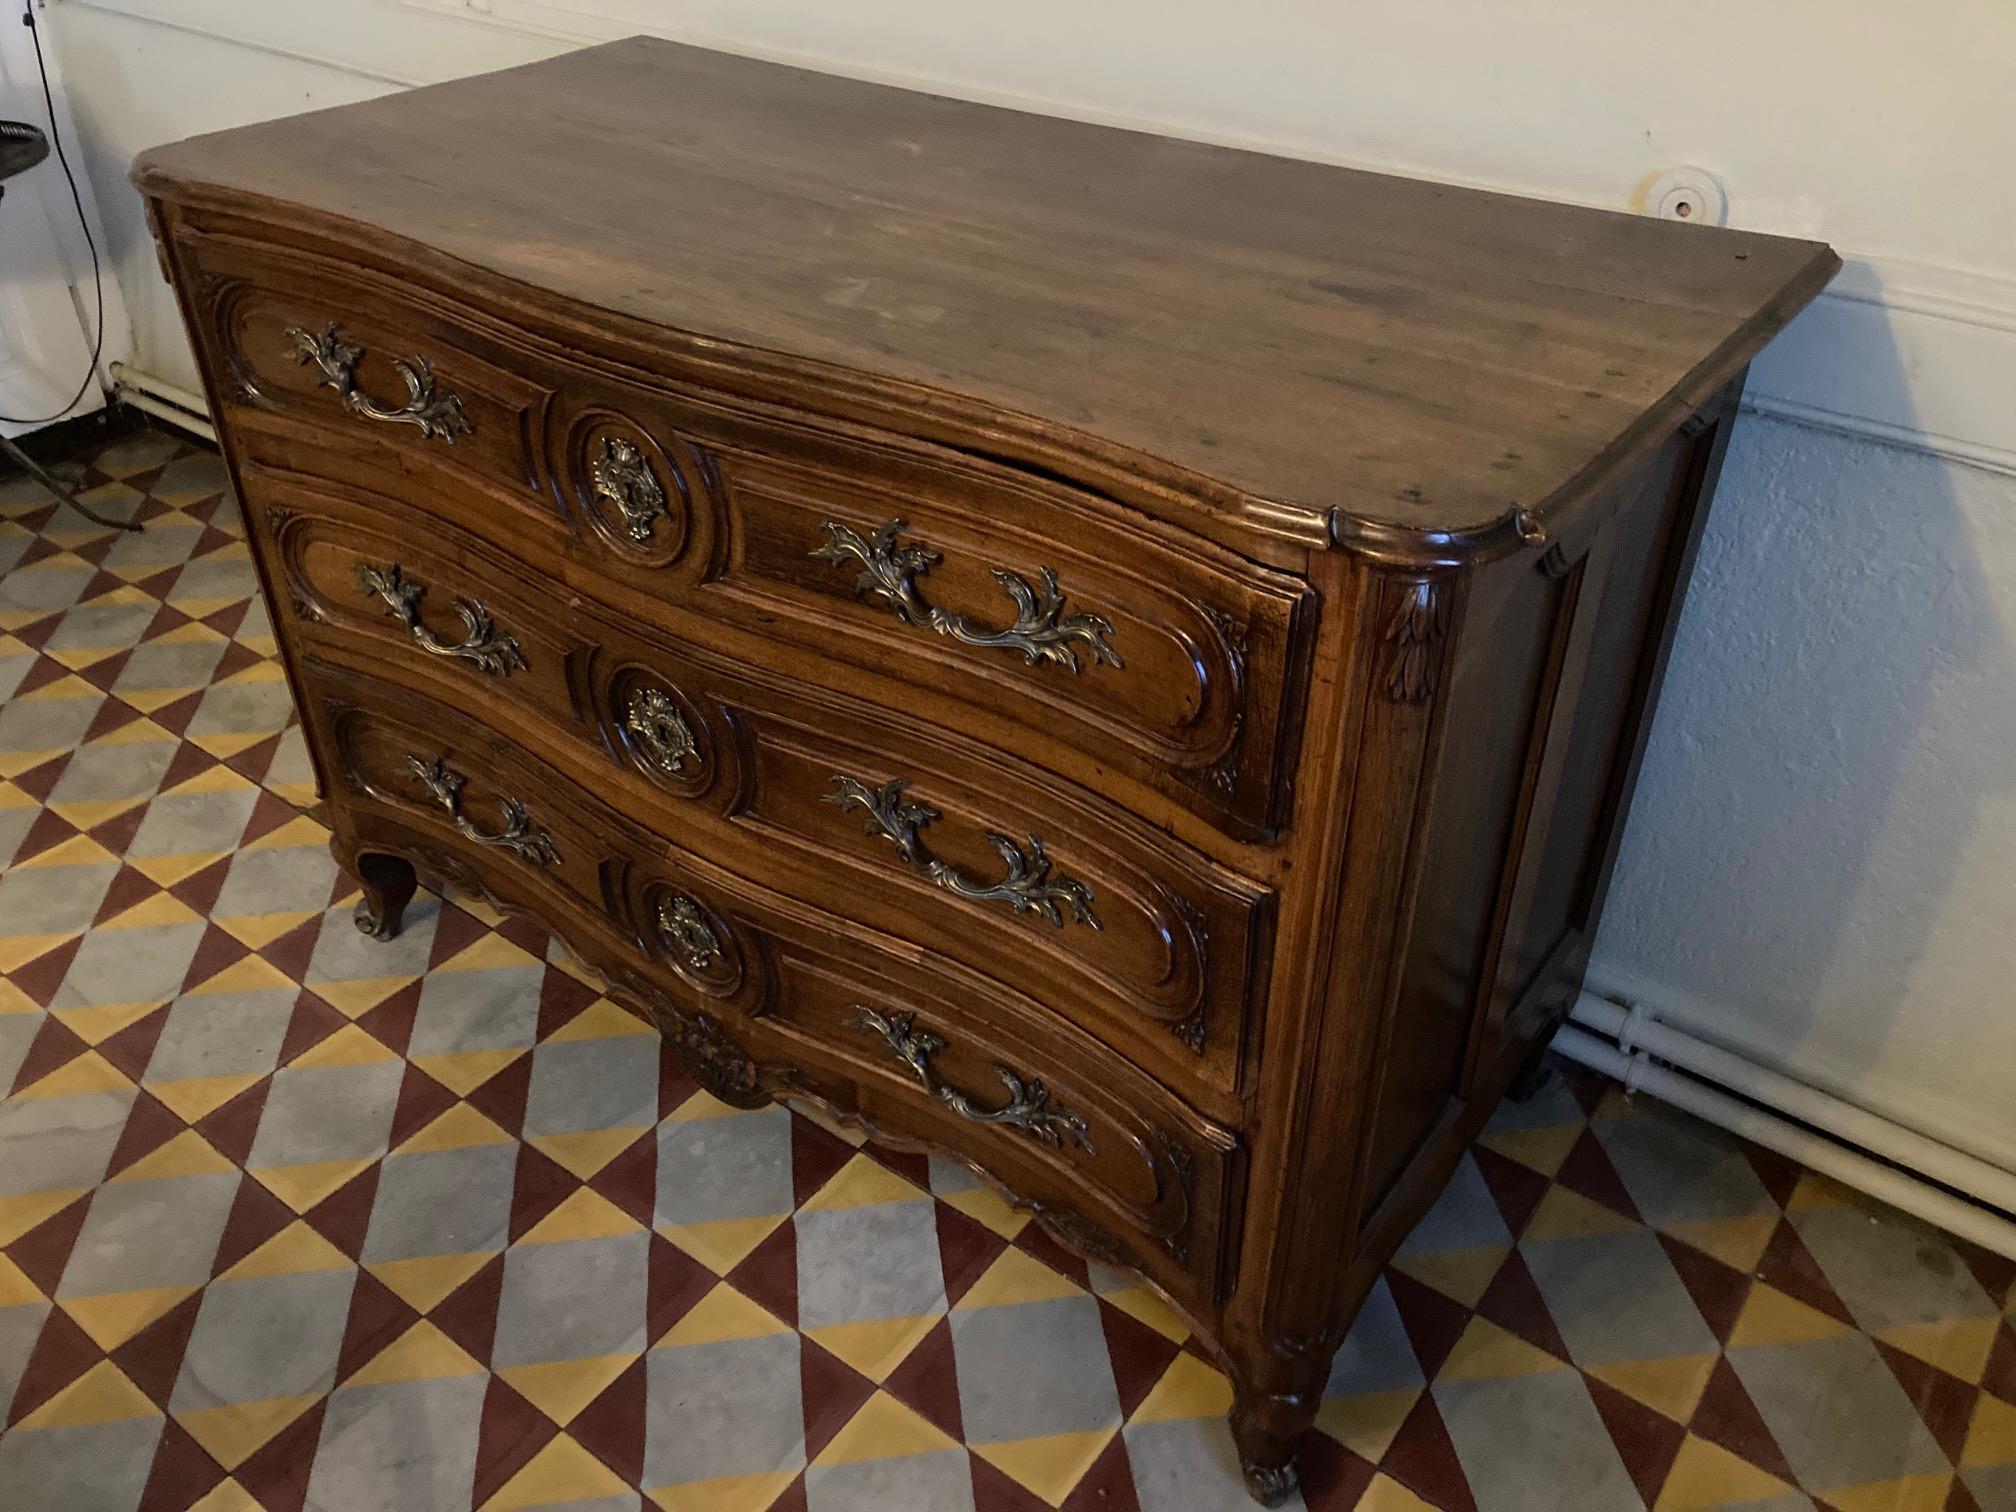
[{"left": 1378, "top": 576, "right": 1450, "bottom": 705}]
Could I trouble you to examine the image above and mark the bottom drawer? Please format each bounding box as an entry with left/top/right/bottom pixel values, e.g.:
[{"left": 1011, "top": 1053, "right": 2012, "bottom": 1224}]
[{"left": 304, "top": 658, "right": 1242, "bottom": 1303}]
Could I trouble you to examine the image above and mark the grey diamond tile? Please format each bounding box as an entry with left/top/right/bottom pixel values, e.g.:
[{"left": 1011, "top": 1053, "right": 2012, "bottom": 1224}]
[
  {"left": 0, "top": 558, "right": 94, "bottom": 618},
  {"left": 0, "top": 800, "right": 36, "bottom": 870},
  {"left": 0, "top": 636, "right": 36, "bottom": 702},
  {"left": 362, "top": 1143, "right": 517, "bottom": 1264},
  {"left": 0, "top": 1298, "right": 52, "bottom": 1419},
  {"left": 169, "top": 1266, "right": 358, "bottom": 1410},
  {"left": 210, "top": 841, "right": 341, "bottom": 920},
  {"left": 642, "top": 1332, "right": 804, "bottom": 1489},
  {"left": 0, "top": 1087, "right": 136, "bottom": 1195},
  {"left": 797, "top": 1197, "right": 945, "bottom": 1332},
  {"left": 50, "top": 921, "right": 208, "bottom": 1011},
  {"left": 0, "top": 1413, "right": 165, "bottom": 1512},
  {"left": 305, "top": 1374, "right": 488, "bottom": 1512},
  {"left": 182, "top": 673, "right": 294, "bottom": 745},
  {"left": 952, "top": 1294, "right": 1121, "bottom": 1444},
  {"left": 806, "top": 1448, "right": 977, "bottom": 1512},
  {"left": 1521, "top": 1227, "right": 1718, "bottom": 1367},
  {"left": 0, "top": 854, "right": 119, "bottom": 938},
  {"left": 306, "top": 896, "right": 441, "bottom": 988},
  {"left": 91, "top": 431, "right": 181, "bottom": 477},
  {"left": 125, "top": 784, "right": 260, "bottom": 860},
  {"left": 1726, "top": 1332, "right": 1951, "bottom": 1490},
  {"left": 0, "top": 1006, "right": 46, "bottom": 1093},
  {"left": 0, "top": 684, "right": 104, "bottom": 762},
  {"left": 163, "top": 555, "right": 256, "bottom": 611},
  {"left": 39, "top": 596, "right": 159, "bottom": 659},
  {"left": 1324, "top": 1276, "right": 1425, "bottom": 1395},
  {"left": 43, "top": 737, "right": 178, "bottom": 812},
  {"left": 407, "top": 961, "right": 543, "bottom": 1059},
  {"left": 248, "top": 1060, "right": 404, "bottom": 1168},
  {"left": 655, "top": 1105, "right": 795, "bottom": 1229},
  {"left": 1434, "top": 1370, "right": 1642, "bottom": 1512},
  {"left": 57, "top": 1170, "right": 241, "bottom": 1297},
  {"left": 107, "top": 637, "right": 229, "bottom": 704},
  {"left": 1125, "top": 1416, "right": 1297, "bottom": 1512},
  {"left": 144, "top": 986, "right": 299, "bottom": 1084},
  {"left": 1790, "top": 1204, "right": 1998, "bottom": 1333},
  {"left": 1593, "top": 1101, "right": 1776, "bottom": 1227},
  {"left": 524, "top": 1036, "right": 657, "bottom": 1137},
  {"left": 96, "top": 518, "right": 204, "bottom": 576},
  {"left": 1397, "top": 1152, "right": 1511, "bottom": 1255},
  {"left": 149, "top": 451, "right": 228, "bottom": 503},
  {"left": 493, "top": 1231, "right": 649, "bottom": 1366}
]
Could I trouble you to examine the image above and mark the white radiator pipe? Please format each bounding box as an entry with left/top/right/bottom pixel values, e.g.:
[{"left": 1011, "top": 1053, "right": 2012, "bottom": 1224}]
[
  {"left": 1553, "top": 1022, "right": 2016, "bottom": 1260},
  {"left": 107, "top": 363, "right": 217, "bottom": 443},
  {"left": 1569, "top": 993, "right": 2016, "bottom": 1216}
]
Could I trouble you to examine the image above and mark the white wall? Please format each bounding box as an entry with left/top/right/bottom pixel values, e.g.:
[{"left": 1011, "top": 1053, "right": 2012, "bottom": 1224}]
[{"left": 42, "top": 0, "right": 2016, "bottom": 1169}]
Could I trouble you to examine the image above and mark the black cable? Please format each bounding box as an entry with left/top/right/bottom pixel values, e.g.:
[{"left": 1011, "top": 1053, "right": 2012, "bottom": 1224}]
[{"left": 0, "top": 0, "right": 107, "bottom": 425}]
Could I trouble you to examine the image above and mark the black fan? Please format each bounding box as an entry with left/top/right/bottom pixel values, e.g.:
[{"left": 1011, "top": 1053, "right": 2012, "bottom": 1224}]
[{"left": 0, "top": 119, "right": 51, "bottom": 187}]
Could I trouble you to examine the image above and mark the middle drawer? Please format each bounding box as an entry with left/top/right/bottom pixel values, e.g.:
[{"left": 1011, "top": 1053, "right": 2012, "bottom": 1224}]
[{"left": 255, "top": 472, "right": 1272, "bottom": 1111}]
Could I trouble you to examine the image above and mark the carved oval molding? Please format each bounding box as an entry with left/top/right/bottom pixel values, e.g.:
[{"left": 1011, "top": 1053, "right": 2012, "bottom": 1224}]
[{"left": 563, "top": 410, "right": 691, "bottom": 566}]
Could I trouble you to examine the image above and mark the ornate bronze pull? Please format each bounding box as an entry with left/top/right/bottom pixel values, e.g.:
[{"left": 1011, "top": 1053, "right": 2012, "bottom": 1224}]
[
  {"left": 825, "top": 774, "right": 1100, "bottom": 930},
  {"left": 287, "top": 323, "right": 472, "bottom": 443},
  {"left": 624, "top": 687, "right": 697, "bottom": 775},
  {"left": 849, "top": 1004, "right": 1094, "bottom": 1154},
  {"left": 812, "top": 520, "right": 1121, "bottom": 673},
  {"left": 591, "top": 437, "right": 669, "bottom": 543},
  {"left": 405, "top": 756, "right": 558, "bottom": 865},
  {"left": 657, "top": 894, "right": 720, "bottom": 968},
  {"left": 355, "top": 563, "right": 526, "bottom": 678}
]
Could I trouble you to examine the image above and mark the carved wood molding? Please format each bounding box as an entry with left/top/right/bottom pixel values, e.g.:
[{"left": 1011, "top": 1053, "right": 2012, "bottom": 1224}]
[{"left": 1378, "top": 577, "right": 1450, "bottom": 704}]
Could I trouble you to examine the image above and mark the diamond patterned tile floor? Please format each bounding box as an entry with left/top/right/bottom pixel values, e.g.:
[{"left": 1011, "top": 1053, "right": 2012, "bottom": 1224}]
[{"left": 3, "top": 428, "right": 2015, "bottom": 1512}]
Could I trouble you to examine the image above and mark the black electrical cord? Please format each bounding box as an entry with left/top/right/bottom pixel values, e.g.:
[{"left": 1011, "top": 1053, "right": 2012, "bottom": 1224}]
[{"left": 0, "top": 0, "right": 106, "bottom": 425}]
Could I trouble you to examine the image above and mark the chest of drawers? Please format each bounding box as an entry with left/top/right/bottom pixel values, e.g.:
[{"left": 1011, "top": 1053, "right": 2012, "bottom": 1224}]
[{"left": 136, "top": 37, "right": 1835, "bottom": 1502}]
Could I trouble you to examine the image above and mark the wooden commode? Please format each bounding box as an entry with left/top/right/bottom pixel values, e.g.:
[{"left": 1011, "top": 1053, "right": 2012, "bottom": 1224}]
[{"left": 135, "top": 37, "right": 1836, "bottom": 1502}]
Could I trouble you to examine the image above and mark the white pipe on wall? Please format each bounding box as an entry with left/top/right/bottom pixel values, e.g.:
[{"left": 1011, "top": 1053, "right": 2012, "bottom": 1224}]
[
  {"left": 108, "top": 362, "right": 217, "bottom": 442},
  {"left": 1568, "top": 992, "right": 2016, "bottom": 1216},
  {"left": 1553, "top": 1023, "right": 2016, "bottom": 1260}
]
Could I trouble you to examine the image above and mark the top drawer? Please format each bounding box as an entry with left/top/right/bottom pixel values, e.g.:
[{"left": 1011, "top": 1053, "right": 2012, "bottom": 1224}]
[{"left": 178, "top": 228, "right": 1316, "bottom": 840}]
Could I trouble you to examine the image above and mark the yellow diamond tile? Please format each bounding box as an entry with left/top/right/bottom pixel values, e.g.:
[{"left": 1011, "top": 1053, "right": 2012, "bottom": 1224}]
[
  {"left": 787, "top": 1099, "right": 869, "bottom": 1148},
  {"left": 50, "top": 999, "right": 165, "bottom": 1046},
  {"left": 658, "top": 1213, "right": 788, "bottom": 1276},
  {"left": 800, "top": 1152, "right": 928, "bottom": 1213},
  {"left": 14, "top": 1361, "right": 160, "bottom": 1430},
  {"left": 656, "top": 1283, "right": 792, "bottom": 1348},
  {"left": 61, "top": 1285, "right": 199, "bottom": 1350},
  {"left": 146, "top": 1073, "right": 263, "bottom": 1123},
  {"left": 1962, "top": 1391, "right": 2016, "bottom": 1468},
  {"left": 15, "top": 1050, "right": 131, "bottom": 1100},
  {"left": 86, "top": 716, "right": 176, "bottom": 749},
  {"left": 341, "top": 1320, "right": 485, "bottom": 1388},
  {"left": 972, "top": 1427, "right": 1116, "bottom": 1506},
  {"left": 186, "top": 954, "right": 297, "bottom": 997},
  {"left": 1316, "top": 1386, "right": 1421, "bottom": 1465},
  {"left": 1521, "top": 1184, "right": 1638, "bottom": 1241},
  {"left": 162, "top": 762, "right": 258, "bottom": 798},
  {"left": 223, "top": 1221, "right": 355, "bottom": 1280},
  {"left": 0, "top": 1253, "right": 43, "bottom": 1307},
  {"left": 215, "top": 910, "right": 322, "bottom": 949},
  {"left": 0, "top": 932, "right": 77, "bottom": 972},
  {"left": 1586, "top": 1352, "right": 1718, "bottom": 1424},
  {"left": 1823, "top": 1472, "right": 1954, "bottom": 1512},
  {"left": 1476, "top": 1121, "right": 1583, "bottom": 1177},
  {"left": 497, "top": 1353, "right": 637, "bottom": 1426},
  {"left": 480, "top": 1433, "right": 632, "bottom": 1511},
  {"left": 185, "top": 1478, "right": 263, "bottom": 1512},
  {"left": 939, "top": 1183, "right": 1029, "bottom": 1239},
  {"left": 1875, "top": 1316, "right": 2002, "bottom": 1383},
  {"left": 408, "top": 1049, "right": 522, "bottom": 1093},
  {"left": 647, "top": 1470, "right": 799, "bottom": 1512},
  {"left": 0, "top": 1190, "right": 87, "bottom": 1246},
  {"left": 367, "top": 1252, "right": 497, "bottom": 1313},
  {"left": 237, "top": 814, "right": 327, "bottom": 852},
  {"left": 666, "top": 1089, "right": 769, "bottom": 1124},
  {"left": 288, "top": 1023, "right": 399, "bottom": 1071},
  {"left": 109, "top": 1129, "right": 237, "bottom": 1184},
  {"left": 45, "top": 796, "right": 150, "bottom": 830},
  {"left": 395, "top": 1102, "right": 515, "bottom": 1155},
  {"left": 522, "top": 1187, "right": 645, "bottom": 1246},
  {"left": 1726, "top": 1283, "right": 1852, "bottom": 1348},
  {"left": 529, "top": 1126, "right": 649, "bottom": 1180},
  {"left": 1096, "top": 1282, "right": 1187, "bottom": 1343},
  {"left": 1131, "top": 1352, "right": 1233, "bottom": 1423},
  {"left": 955, "top": 1246, "right": 1085, "bottom": 1311},
  {"left": 13, "top": 832, "right": 119, "bottom": 869},
  {"left": 803, "top": 1313, "right": 941, "bottom": 1384},
  {"left": 98, "top": 892, "right": 205, "bottom": 931},
  {"left": 1390, "top": 1243, "right": 1510, "bottom": 1308},
  {"left": 545, "top": 996, "right": 652, "bottom": 1043},
  {"left": 1785, "top": 1170, "right": 1865, "bottom": 1212},
  {"left": 1652, "top": 1433, "right": 1794, "bottom": 1512},
  {"left": 0, "top": 978, "right": 40, "bottom": 1015},
  {"left": 434, "top": 932, "right": 543, "bottom": 974},
  {"left": 1437, "top": 1317, "right": 1568, "bottom": 1382},
  {"left": 127, "top": 851, "right": 233, "bottom": 888},
  {"left": 177, "top": 1395, "right": 321, "bottom": 1470},
  {"left": 1660, "top": 1213, "right": 1779, "bottom": 1274},
  {"left": 814, "top": 1389, "right": 958, "bottom": 1466},
  {"left": 1355, "top": 1472, "right": 1443, "bottom": 1512},
  {"left": 250, "top": 1158, "right": 376, "bottom": 1213}
]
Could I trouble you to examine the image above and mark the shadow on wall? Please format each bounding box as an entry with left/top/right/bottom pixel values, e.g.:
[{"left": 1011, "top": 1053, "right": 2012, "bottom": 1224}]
[{"left": 1592, "top": 311, "right": 2016, "bottom": 1162}]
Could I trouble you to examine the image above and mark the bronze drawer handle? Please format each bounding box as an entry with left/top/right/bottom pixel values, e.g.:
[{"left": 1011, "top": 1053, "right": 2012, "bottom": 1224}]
[
  {"left": 812, "top": 519, "right": 1121, "bottom": 673},
  {"left": 624, "top": 687, "right": 698, "bottom": 775},
  {"left": 287, "top": 323, "right": 472, "bottom": 443},
  {"left": 825, "top": 773, "right": 1100, "bottom": 930},
  {"left": 657, "top": 894, "right": 720, "bottom": 968},
  {"left": 591, "top": 436, "right": 670, "bottom": 543},
  {"left": 405, "top": 755, "right": 558, "bottom": 865},
  {"left": 849, "top": 1004, "right": 1094, "bottom": 1154},
  {"left": 356, "top": 563, "right": 527, "bottom": 678}
]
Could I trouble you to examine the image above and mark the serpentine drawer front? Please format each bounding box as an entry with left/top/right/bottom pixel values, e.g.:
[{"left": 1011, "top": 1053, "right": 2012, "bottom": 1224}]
[{"left": 139, "top": 37, "right": 1835, "bottom": 1503}]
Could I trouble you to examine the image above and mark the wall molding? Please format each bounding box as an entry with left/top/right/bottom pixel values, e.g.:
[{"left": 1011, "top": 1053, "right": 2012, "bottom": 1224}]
[{"left": 59, "top": 0, "right": 2016, "bottom": 476}]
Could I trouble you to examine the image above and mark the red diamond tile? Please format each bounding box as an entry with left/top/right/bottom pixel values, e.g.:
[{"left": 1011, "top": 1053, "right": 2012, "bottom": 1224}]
[
  {"left": 299, "top": 1162, "right": 383, "bottom": 1261},
  {"left": 1471, "top": 1143, "right": 1552, "bottom": 1238},
  {"left": 1875, "top": 1337, "right": 1983, "bottom": 1463},
  {"left": 1097, "top": 1296, "right": 1183, "bottom": 1419},
  {"left": 113, "top": 1291, "right": 208, "bottom": 1412},
  {"left": 568, "top": 1355, "right": 648, "bottom": 1487},
  {"left": 469, "top": 1375, "right": 560, "bottom": 1507},
  {"left": 972, "top": 1450, "right": 1057, "bottom": 1512},
  {"left": 1384, "top": 1267, "right": 1473, "bottom": 1381},
  {"left": 233, "top": 1395, "right": 328, "bottom": 1512},
  {"left": 1689, "top": 1357, "right": 1797, "bottom": 1483},
  {"left": 1980, "top": 1323, "right": 2016, "bottom": 1406},
  {"left": 193, "top": 1076, "right": 273, "bottom": 1167},
  {"left": 1585, "top": 1372, "right": 1687, "bottom": 1500},
  {"left": 3, "top": 1192, "right": 92, "bottom": 1298},
  {"left": 882, "top": 1316, "right": 963, "bottom": 1444},
  {"left": 134, "top": 1414, "right": 229, "bottom": 1512},
  {"left": 101, "top": 1087, "right": 187, "bottom": 1176},
  {"left": 1378, "top": 1391, "right": 1477, "bottom": 1512},
  {"left": 334, "top": 1269, "right": 423, "bottom": 1385},
  {"left": 1296, "top": 1433, "right": 1378, "bottom": 1512},
  {"left": 1472, "top": 1250, "right": 1570, "bottom": 1363},
  {"left": 209, "top": 1173, "right": 296, "bottom": 1276},
  {"left": 1754, "top": 1217, "right": 1856, "bottom": 1327},
  {"left": 1552, "top": 1128, "right": 1642, "bottom": 1223},
  {"left": 935, "top": 1201, "right": 1010, "bottom": 1308},
  {"left": 5, "top": 1306, "right": 103, "bottom": 1426},
  {"left": 799, "top": 1336, "right": 877, "bottom": 1462},
  {"left": 788, "top": 1114, "right": 854, "bottom": 1208},
  {"left": 1656, "top": 1230, "right": 1755, "bottom": 1345},
  {"left": 723, "top": 1220, "right": 798, "bottom": 1330},
  {"left": 429, "top": 1255, "right": 505, "bottom": 1367},
  {"left": 6, "top": 939, "right": 83, "bottom": 1013},
  {"left": 1059, "top": 1433, "right": 1147, "bottom": 1512}
]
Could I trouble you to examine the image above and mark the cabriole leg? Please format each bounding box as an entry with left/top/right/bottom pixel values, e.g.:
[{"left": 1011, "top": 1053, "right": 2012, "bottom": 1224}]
[{"left": 347, "top": 849, "right": 417, "bottom": 941}]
